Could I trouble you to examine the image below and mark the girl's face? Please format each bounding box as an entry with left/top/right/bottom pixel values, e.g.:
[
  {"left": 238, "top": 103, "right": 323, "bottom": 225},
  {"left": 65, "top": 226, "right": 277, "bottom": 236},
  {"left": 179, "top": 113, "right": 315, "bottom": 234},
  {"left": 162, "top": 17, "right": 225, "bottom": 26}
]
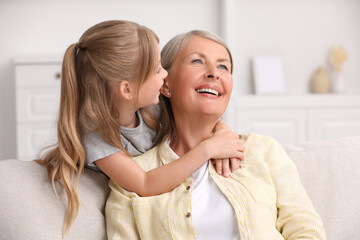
[
  {"left": 137, "top": 45, "right": 168, "bottom": 108},
  {"left": 165, "top": 36, "right": 233, "bottom": 118}
]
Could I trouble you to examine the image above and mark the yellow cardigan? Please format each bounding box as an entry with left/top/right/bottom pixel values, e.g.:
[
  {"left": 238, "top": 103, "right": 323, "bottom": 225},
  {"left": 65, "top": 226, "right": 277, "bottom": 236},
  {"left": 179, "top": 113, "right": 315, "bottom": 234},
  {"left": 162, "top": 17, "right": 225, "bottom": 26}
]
[{"left": 106, "top": 133, "right": 326, "bottom": 240}]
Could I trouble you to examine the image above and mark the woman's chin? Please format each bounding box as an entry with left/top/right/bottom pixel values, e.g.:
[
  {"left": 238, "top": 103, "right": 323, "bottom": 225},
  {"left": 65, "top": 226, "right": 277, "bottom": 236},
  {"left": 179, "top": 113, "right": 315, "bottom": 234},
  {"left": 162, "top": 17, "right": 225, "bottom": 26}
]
[
  {"left": 199, "top": 104, "right": 227, "bottom": 116},
  {"left": 197, "top": 109, "right": 224, "bottom": 119}
]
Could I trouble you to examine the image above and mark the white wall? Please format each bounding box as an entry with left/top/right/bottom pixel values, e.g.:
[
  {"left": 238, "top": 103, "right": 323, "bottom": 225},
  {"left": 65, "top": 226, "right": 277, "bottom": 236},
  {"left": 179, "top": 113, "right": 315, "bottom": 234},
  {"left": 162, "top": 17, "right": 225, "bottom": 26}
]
[
  {"left": 226, "top": 0, "right": 360, "bottom": 95},
  {"left": 0, "top": 0, "right": 219, "bottom": 159},
  {"left": 0, "top": 0, "right": 359, "bottom": 159}
]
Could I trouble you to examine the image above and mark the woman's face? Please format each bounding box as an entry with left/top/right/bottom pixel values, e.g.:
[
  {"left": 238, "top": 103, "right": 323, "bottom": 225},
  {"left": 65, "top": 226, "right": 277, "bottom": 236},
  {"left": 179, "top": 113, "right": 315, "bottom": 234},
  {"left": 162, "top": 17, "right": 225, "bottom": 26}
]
[{"left": 165, "top": 36, "right": 233, "bottom": 118}]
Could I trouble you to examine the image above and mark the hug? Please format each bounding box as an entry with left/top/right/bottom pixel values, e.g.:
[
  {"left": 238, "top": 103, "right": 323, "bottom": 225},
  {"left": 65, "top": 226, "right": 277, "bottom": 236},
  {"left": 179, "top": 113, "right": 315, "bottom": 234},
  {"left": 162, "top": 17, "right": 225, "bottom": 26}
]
[{"left": 0, "top": 20, "right": 326, "bottom": 240}]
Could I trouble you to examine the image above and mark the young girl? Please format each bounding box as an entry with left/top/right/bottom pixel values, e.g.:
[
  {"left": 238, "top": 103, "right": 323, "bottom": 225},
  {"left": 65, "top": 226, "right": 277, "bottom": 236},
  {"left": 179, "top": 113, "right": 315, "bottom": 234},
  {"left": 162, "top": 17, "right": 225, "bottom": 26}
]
[{"left": 37, "top": 20, "right": 244, "bottom": 237}]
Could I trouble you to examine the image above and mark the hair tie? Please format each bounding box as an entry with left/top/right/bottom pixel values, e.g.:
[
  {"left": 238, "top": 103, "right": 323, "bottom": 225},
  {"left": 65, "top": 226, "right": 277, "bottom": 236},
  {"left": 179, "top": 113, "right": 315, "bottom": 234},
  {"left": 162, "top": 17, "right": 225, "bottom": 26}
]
[
  {"left": 75, "top": 43, "right": 80, "bottom": 57},
  {"left": 75, "top": 43, "right": 87, "bottom": 57}
]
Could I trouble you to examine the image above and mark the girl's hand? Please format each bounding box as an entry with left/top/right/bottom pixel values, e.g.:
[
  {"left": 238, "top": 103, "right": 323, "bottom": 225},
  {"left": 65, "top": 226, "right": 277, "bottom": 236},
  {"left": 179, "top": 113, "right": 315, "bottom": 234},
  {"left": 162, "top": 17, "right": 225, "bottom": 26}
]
[
  {"left": 212, "top": 119, "right": 243, "bottom": 177},
  {"left": 211, "top": 157, "right": 241, "bottom": 178},
  {"left": 204, "top": 119, "right": 245, "bottom": 177},
  {"left": 213, "top": 118, "right": 231, "bottom": 132}
]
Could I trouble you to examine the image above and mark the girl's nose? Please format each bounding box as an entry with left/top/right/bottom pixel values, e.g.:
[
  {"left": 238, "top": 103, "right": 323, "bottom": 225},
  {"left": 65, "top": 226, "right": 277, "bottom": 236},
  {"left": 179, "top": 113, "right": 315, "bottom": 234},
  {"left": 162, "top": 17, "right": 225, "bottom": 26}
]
[{"left": 163, "top": 68, "right": 168, "bottom": 78}]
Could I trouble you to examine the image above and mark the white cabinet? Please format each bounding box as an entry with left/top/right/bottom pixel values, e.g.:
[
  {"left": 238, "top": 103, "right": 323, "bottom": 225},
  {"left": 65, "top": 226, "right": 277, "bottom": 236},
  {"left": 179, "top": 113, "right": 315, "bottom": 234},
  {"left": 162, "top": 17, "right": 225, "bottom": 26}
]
[
  {"left": 225, "top": 95, "right": 360, "bottom": 144},
  {"left": 14, "top": 56, "right": 360, "bottom": 156},
  {"left": 15, "top": 57, "right": 62, "bottom": 160},
  {"left": 308, "top": 108, "right": 360, "bottom": 141},
  {"left": 233, "top": 109, "right": 306, "bottom": 144}
]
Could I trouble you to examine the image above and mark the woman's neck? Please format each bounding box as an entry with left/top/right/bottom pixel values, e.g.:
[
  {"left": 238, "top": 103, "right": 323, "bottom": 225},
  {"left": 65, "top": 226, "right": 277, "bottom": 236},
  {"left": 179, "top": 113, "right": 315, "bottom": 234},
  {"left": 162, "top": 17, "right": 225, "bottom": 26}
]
[{"left": 170, "top": 113, "right": 218, "bottom": 157}]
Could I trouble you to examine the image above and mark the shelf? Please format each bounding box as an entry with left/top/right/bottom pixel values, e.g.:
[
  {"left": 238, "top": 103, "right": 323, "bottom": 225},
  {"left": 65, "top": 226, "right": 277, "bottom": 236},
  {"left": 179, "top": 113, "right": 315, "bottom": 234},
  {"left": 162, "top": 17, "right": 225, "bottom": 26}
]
[
  {"left": 14, "top": 55, "right": 62, "bottom": 65},
  {"left": 230, "top": 94, "right": 360, "bottom": 108}
]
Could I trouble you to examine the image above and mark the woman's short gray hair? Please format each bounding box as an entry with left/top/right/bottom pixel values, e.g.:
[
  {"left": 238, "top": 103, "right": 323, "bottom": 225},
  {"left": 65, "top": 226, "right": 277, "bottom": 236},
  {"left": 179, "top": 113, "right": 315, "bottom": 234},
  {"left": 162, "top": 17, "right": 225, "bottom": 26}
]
[{"left": 161, "top": 30, "right": 233, "bottom": 74}]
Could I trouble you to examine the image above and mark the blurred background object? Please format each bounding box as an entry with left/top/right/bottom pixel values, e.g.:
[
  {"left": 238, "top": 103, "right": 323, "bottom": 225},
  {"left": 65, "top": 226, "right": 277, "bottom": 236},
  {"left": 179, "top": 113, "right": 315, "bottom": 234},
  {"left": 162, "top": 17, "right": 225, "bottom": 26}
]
[{"left": 1, "top": 0, "right": 360, "bottom": 159}]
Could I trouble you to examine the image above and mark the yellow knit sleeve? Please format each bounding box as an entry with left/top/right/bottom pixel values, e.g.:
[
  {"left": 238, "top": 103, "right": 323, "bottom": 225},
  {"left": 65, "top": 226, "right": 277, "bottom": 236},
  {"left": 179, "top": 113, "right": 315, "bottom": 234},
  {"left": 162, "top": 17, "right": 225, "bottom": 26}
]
[
  {"left": 263, "top": 136, "right": 326, "bottom": 240},
  {"left": 106, "top": 180, "right": 140, "bottom": 240}
]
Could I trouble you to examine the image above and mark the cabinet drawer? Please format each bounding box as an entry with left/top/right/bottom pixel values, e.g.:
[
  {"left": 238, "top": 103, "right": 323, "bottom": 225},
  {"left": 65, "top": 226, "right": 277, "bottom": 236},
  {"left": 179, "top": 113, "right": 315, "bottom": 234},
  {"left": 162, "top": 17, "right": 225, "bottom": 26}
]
[
  {"left": 308, "top": 108, "right": 360, "bottom": 140},
  {"left": 233, "top": 109, "right": 306, "bottom": 144},
  {"left": 15, "top": 64, "right": 61, "bottom": 87},
  {"left": 16, "top": 123, "right": 57, "bottom": 161},
  {"left": 16, "top": 88, "right": 60, "bottom": 122}
]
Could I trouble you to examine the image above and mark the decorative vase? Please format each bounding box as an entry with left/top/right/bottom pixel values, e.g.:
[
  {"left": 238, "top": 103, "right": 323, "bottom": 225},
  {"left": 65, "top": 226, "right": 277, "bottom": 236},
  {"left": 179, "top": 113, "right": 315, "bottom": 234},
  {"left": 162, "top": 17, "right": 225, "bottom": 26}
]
[
  {"left": 311, "top": 67, "right": 331, "bottom": 94},
  {"left": 332, "top": 71, "right": 346, "bottom": 93}
]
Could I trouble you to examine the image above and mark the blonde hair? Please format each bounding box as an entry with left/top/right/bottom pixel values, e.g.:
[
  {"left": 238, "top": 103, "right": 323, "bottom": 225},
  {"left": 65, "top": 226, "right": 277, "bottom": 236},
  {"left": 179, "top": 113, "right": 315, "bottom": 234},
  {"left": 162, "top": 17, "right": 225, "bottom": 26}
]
[
  {"left": 36, "top": 20, "right": 160, "bottom": 238},
  {"left": 155, "top": 30, "right": 233, "bottom": 144}
]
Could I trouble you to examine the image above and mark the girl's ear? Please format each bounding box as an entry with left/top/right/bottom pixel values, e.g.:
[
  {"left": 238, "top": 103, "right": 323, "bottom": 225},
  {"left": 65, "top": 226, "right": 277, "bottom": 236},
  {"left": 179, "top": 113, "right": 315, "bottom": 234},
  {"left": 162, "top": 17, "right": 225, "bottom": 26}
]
[
  {"left": 160, "top": 79, "right": 171, "bottom": 98},
  {"left": 117, "top": 81, "right": 133, "bottom": 100}
]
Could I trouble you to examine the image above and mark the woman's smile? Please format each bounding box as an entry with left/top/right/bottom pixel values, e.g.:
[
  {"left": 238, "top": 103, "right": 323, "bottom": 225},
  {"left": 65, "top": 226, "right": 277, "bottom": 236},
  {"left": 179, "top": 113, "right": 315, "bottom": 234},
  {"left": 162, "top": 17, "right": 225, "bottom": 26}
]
[{"left": 195, "top": 84, "right": 223, "bottom": 97}]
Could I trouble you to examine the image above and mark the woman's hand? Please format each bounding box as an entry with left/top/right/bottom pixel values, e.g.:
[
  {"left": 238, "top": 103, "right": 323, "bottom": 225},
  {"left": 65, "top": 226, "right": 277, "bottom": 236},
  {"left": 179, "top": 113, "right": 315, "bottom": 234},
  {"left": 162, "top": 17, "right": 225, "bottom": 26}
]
[{"left": 205, "top": 119, "right": 245, "bottom": 178}]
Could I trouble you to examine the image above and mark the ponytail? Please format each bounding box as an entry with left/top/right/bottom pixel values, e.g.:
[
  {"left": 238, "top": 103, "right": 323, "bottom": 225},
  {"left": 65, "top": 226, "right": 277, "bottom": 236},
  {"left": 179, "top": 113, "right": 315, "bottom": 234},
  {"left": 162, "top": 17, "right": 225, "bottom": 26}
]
[{"left": 36, "top": 43, "right": 85, "bottom": 238}]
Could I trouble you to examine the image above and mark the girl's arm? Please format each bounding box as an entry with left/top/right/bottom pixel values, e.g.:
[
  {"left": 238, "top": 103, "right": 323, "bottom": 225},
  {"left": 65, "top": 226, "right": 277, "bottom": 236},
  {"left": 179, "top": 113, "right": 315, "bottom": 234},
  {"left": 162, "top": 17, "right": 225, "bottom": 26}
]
[{"left": 96, "top": 126, "right": 244, "bottom": 197}]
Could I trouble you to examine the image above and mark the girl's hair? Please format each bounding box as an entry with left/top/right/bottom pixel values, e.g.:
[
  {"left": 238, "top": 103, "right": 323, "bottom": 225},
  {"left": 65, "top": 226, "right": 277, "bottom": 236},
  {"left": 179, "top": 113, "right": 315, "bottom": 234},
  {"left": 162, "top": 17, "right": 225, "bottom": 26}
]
[
  {"left": 155, "top": 30, "right": 233, "bottom": 145},
  {"left": 36, "top": 20, "right": 160, "bottom": 238}
]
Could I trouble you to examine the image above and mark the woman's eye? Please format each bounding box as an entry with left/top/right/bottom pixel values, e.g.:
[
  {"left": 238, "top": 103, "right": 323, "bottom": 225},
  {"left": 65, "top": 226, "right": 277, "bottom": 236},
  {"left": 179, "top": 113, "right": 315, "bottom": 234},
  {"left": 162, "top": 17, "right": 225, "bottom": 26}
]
[
  {"left": 218, "top": 64, "right": 229, "bottom": 70},
  {"left": 192, "top": 59, "right": 203, "bottom": 64},
  {"left": 157, "top": 67, "right": 161, "bottom": 73}
]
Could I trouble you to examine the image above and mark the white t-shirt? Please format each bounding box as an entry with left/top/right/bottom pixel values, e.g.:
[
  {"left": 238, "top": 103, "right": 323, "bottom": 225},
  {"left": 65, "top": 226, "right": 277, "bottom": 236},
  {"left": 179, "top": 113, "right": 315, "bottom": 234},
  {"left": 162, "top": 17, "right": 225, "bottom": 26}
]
[{"left": 191, "top": 161, "right": 241, "bottom": 240}]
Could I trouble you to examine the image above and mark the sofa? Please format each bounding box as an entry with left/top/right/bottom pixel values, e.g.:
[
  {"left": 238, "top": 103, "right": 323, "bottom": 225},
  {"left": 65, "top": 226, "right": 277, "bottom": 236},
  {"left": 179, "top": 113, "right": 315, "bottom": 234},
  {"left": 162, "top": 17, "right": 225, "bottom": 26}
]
[{"left": 1, "top": 136, "right": 359, "bottom": 240}]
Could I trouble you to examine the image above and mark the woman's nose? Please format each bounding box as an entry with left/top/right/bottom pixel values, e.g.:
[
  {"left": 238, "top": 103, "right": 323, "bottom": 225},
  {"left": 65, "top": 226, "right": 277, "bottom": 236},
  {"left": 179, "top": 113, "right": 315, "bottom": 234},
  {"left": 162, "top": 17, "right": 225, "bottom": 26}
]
[{"left": 205, "top": 66, "right": 219, "bottom": 80}]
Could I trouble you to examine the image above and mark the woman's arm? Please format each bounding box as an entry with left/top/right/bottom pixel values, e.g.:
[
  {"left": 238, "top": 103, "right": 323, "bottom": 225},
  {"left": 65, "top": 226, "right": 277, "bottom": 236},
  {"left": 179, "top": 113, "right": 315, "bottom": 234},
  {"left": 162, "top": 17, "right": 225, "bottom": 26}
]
[
  {"left": 96, "top": 127, "right": 244, "bottom": 197},
  {"left": 106, "top": 180, "right": 140, "bottom": 240},
  {"left": 263, "top": 136, "right": 326, "bottom": 239}
]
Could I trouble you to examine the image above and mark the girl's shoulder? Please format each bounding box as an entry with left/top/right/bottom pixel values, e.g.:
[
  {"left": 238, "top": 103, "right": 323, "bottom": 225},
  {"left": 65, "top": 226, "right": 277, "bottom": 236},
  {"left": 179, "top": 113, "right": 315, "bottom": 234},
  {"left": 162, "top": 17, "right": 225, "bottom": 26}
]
[{"left": 83, "top": 130, "right": 120, "bottom": 166}]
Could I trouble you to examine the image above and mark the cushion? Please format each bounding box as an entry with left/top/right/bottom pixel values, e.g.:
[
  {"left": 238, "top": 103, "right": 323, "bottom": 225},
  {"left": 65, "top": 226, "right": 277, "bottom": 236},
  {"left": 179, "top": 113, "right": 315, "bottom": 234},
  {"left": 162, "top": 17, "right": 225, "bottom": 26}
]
[
  {"left": 283, "top": 136, "right": 360, "bottom": 240},
  {"left": 0, "top": 159, "right": 110, "bottom": 240}
]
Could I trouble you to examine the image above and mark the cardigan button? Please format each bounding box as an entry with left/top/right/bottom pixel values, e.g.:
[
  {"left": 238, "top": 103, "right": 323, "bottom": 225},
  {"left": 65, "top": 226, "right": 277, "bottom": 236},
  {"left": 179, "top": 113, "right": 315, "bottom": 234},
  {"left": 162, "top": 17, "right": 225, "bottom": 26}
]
[
  {"left": 186, "top": 186, "right": 191, "bottom": 190},
  {"left": 186, "top": 212, "right": 191, "bottom": 218}
]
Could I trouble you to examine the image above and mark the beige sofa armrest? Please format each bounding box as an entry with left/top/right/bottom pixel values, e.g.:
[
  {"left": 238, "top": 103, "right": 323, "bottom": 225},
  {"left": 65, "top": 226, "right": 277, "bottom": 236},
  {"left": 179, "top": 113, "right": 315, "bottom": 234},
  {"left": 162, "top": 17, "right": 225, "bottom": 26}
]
[
  {"left": 283, "top": 136, "right": 360, "bottom": 240},
  {"left": 0, "top": 159, "right": 110, "bottom": 240}
]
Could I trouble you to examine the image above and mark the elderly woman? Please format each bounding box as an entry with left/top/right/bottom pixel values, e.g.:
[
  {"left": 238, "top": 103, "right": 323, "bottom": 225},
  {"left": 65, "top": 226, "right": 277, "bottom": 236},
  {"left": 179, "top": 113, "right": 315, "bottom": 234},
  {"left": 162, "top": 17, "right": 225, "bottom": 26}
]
[{"left": 106, "top": 30, "right": 326, "bottom": 239}]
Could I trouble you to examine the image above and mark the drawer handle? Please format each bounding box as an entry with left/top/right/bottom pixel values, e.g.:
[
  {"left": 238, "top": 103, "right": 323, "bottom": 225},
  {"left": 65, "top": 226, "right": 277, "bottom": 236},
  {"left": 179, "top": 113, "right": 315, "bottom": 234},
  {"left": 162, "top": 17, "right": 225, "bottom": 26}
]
[{"left": 55, "top": 72, "right": 61, "bottom": 79}]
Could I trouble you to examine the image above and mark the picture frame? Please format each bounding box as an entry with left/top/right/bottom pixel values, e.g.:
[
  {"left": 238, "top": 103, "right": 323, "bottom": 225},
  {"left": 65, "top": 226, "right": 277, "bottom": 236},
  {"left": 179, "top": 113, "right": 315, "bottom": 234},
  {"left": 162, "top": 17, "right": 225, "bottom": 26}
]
[{"left": 252, "top": 56, "right": 286, "bottom": 94}]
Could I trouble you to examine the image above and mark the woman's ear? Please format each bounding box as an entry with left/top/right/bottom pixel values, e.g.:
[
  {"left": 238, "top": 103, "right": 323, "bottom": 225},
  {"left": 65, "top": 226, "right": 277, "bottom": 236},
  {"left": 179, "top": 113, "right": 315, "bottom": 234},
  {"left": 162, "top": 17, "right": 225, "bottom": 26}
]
[
  {"left": 117, "top": 81, "right": 133, "bottom": 100},
  {"left": 160, "top": 79, "right": 171, "bottom": 97}
]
